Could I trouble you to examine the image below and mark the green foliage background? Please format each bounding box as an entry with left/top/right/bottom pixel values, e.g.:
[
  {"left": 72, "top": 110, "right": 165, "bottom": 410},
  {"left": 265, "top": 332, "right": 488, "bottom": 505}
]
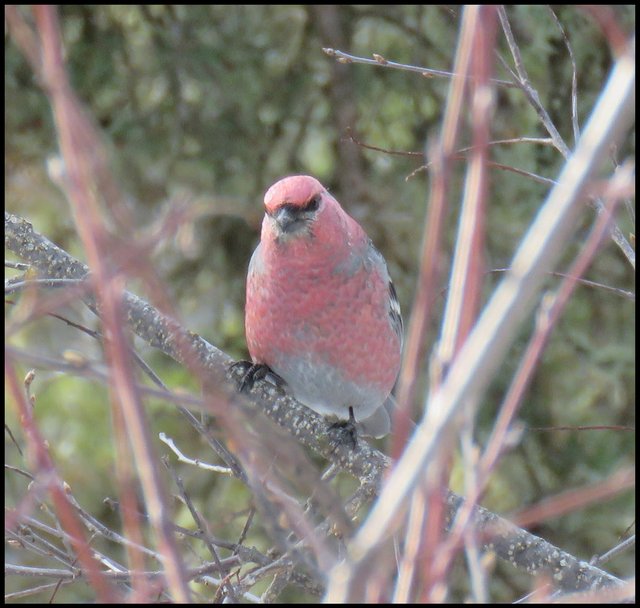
[{"left": 5, "top": 5, "right": 634, "bottom": 601}]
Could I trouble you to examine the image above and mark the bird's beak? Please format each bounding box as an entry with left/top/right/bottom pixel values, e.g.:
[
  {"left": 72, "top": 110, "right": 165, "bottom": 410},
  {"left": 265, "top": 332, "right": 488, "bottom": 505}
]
[{"left": 272, "top": 205, "right": 303, "bottom": 234}]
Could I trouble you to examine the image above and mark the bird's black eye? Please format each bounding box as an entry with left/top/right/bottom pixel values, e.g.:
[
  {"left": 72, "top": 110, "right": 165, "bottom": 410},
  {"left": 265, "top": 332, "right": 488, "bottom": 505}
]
[{"left": 305, "top": 194, "right": 321, "bottom": 212}]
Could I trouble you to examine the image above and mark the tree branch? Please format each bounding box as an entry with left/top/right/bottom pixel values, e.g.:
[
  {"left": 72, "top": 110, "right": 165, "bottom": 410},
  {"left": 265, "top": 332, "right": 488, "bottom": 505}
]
[{"left": 5, "top": 211, "right": 627, "bottom": 594}]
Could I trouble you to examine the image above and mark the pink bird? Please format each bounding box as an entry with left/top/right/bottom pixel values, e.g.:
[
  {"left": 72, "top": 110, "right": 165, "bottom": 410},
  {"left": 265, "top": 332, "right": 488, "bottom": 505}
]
[{"left": 240, "top": 175, "right": 403, "bottom": 440}]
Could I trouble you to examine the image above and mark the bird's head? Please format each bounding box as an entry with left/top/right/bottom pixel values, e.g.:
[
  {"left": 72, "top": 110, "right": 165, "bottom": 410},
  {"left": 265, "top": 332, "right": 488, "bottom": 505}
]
[{"left": 263, "top": 175, "right": 327, "bottom": 239}]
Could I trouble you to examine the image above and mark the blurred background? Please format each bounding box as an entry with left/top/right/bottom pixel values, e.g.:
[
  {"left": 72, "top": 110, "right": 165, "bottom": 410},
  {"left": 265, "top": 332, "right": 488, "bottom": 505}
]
[{"left": 5, "top": 5, "right": 635, "bottom": 601}]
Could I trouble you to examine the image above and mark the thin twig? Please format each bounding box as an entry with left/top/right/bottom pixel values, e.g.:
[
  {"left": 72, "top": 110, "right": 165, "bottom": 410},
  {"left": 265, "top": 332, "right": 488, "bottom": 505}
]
[{"left": 323, "top": 47, "right": 518, "bottom": 88}]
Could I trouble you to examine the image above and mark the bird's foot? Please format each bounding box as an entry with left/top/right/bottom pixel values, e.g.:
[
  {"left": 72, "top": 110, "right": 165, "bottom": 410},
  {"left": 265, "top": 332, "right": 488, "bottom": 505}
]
[
  {"left": 229, "top": 361, "right": 287, "bottom": 393},
  {"left": 328, "top": 406, "right": 359, "bottom": 450}
]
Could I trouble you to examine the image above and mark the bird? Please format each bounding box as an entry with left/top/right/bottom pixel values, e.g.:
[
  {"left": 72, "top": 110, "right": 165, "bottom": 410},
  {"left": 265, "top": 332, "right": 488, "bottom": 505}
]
[{"left": 239, "top": 175, "right": 403, "bottom": 440}]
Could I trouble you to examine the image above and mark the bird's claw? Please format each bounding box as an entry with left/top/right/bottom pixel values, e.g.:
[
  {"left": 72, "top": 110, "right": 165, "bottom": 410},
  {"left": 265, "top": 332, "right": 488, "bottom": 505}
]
[
  {"left": 328, "top": 406, "right": 359, "bottom": 450},
  {"left": 230, "top": 361, "right": 287, "bottom": 393}
]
